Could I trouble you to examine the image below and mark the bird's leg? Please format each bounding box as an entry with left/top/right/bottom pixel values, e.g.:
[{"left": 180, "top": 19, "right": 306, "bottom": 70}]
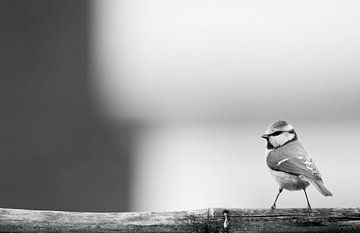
[
  {"left": 271, "top": 188, "right": 283, "bottom": 210},
  {"left": 303, "top": 188, "right": 312, "bottom": 212}
]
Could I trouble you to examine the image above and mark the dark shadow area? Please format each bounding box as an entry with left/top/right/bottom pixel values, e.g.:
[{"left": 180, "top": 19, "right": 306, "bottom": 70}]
[{"left": 0, "top": 0, "right": 132, "bottom": 211}]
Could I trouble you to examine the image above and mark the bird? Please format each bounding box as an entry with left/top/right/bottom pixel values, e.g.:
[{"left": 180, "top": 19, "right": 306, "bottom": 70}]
[{"left": 261, "top": 120, "right": 332, "bottom": 212}]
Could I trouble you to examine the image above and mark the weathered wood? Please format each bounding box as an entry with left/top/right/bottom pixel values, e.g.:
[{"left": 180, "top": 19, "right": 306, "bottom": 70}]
[
  {"left": 0, "top": 208, "right": 208, "bottom": 232},
  {"left": 208, "top": 208, "right": 360, "bottom": 233},
  {"left": 0, "top": 208, "right": 360, "bottom": 232}
]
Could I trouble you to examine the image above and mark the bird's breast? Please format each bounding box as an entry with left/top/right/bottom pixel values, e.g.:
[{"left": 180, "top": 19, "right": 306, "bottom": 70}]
[{"left": 269, "top": 169, "right": 310, "bottom": 191}]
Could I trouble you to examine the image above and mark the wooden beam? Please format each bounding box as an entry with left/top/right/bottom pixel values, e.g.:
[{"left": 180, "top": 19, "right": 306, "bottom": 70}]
[{"left": 0, "top": 207, "right": 360, "bottom": 232}]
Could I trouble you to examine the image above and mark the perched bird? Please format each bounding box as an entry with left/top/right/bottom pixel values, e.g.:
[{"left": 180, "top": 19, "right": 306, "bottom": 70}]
[{"left": 262, "top": 120, "right": 332, "bottom": 211}]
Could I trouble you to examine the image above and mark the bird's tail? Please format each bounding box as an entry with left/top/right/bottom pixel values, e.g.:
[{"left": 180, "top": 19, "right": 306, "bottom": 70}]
[{"left": 310, "top": 179, "right": 333, "bottom": 196}]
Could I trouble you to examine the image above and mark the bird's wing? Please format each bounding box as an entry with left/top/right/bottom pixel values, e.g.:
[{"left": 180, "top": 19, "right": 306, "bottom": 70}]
[{"left": 267, "top": 141, "right": 322, "bottom": 180}]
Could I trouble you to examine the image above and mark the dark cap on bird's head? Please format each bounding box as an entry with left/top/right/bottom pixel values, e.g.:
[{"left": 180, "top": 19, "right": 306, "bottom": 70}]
[{"left": 262, "top": 120, "right": 294, "bottom": 139}]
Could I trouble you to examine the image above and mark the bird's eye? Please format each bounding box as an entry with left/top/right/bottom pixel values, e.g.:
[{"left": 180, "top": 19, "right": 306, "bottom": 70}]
[{"left": 270, "top": 131, "right": 283, "bottom": 136}]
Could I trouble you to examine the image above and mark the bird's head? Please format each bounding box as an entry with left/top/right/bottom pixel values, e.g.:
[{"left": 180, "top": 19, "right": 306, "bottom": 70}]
[{"left": 262, "top": 120, "right": 297, "bottom": 149}]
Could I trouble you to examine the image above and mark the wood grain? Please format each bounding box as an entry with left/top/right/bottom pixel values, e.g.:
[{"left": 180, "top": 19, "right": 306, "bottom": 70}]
[
  {"left": 209, "top": 208, "right": 360, "bottom": 233},
  {"left": 0, "top": 208, "right": 360, "bottom": 232}
]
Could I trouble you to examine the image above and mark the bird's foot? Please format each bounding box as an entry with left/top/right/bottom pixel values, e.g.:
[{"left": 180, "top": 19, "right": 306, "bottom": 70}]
[
  {"left": 307, "top": 206, "right": 314, "bottom": 216},
  {"left": 264, "top": 205, "right": 276, "bottom": 214},
  {"left": 307, "top": 205, "right": 312, "bottom": 212}
]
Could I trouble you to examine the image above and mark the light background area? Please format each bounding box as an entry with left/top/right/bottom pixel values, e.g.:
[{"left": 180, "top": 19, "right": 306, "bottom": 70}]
[
  {"left": 92, "top": 0, "right": 360, "bottom": 211},
  {"left": 132, "top": 121, "right": 359, "bottom": 211}
]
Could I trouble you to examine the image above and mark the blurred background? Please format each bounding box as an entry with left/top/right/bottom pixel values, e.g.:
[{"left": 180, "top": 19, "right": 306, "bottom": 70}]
[{"left": 1, "top": 0, "right": 360, "bottom": 212}]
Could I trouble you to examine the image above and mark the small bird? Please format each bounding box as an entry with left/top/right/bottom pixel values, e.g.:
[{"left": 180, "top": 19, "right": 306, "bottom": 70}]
[{"left": 262, "top": 120, "right": 332, "bottom": 211}]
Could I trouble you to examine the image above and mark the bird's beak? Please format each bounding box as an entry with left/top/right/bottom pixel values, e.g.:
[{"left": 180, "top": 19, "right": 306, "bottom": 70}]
[{"left": 261, "top": 134, "right": 269, "bottom": 139}]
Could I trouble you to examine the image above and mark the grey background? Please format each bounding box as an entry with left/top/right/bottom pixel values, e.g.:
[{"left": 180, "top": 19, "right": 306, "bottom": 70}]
[
  {"left": 1, "top": 0, "right": 360, "bottom": 212},
  {"left": 0, "top": 0, "right": 132, "bottom": 211},
  {"left": 94, "top": 0, "right": 360, "bottom": 211}
]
